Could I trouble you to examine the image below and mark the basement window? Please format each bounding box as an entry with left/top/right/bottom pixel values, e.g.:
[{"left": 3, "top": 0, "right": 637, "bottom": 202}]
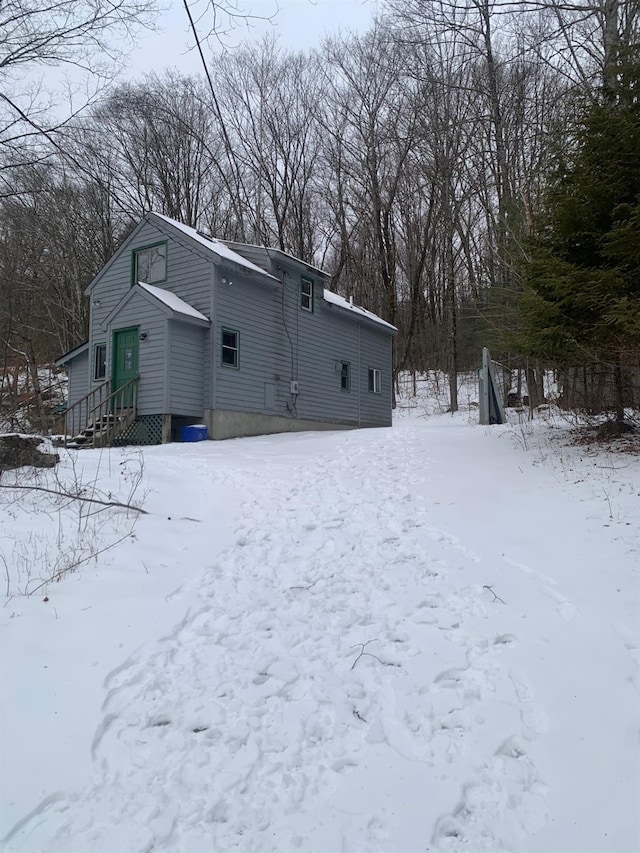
[
  {"left": 132, "top": 242, "right": 167, "bottom": 284},
  {"left": 368, "top": 367, "right": 381, "bottom": 394},
  {"left": 221, "top": 328, "right": 239, "bottom": 368}
]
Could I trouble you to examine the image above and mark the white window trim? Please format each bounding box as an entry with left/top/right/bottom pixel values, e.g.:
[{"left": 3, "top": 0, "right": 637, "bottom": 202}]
[
  {"left": 368, "top": 367, "right": 381, "bottom": 394},
  {"left": 94, "top": 343, "right": 107, "bottom": 381},
  {"left": 221, "top": 327, "right": 239, "bottom": 368},
  {"left": 301, "top": 278, "right": 313, "bottom": 312}
]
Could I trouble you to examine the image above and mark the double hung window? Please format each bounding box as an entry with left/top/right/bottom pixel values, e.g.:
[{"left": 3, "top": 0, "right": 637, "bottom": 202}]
[
  {"left": 340, "top": 362, "right": 350, "bottom": 391},
  {"left": 300, "top": 278, "right": 313, "bottom": 312},
  {"left": 222, "top": 328, "right": 239, "bottom": 368}
]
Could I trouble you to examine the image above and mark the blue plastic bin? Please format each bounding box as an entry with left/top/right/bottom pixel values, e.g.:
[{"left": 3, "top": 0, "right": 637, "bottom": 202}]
[{"left": 181, "top": 424, "right": 208, "bottom": 442}]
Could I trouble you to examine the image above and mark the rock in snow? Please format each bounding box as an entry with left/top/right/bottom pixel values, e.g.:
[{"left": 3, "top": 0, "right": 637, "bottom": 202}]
[{"left": 0, "top": 434, "right": 59, "bottom": 470}]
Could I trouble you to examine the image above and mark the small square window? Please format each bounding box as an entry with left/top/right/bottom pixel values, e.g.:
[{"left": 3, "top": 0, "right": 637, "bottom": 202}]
[
  {"left": 340, "top": 361, "right": 350, "bottom": 392},
  {"left": 133, "top": 243, "right": 166, "bottom": 284},
  {"left": 94, "top": 344, "right": 107, "bottom": 381},
  {"left": 222, "top": 328, "right": 239, "bottom": 368},
  {"left": 368, "top": 367, "right": 381, "bottom": 394},
  {"left": 301, "top": 278, "right": 313, "bottom": 312}
]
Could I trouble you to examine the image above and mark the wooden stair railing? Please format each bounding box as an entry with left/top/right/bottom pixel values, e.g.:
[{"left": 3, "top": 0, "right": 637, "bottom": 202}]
[
  {"left": 58, "top": 380, "right": 111, "bottom": 444},
  {"left": 89, "top": 376, "right": 139, "bottom": 448},
  {"left": 61, "top": 376, "right": 140, "bottom": 448}
]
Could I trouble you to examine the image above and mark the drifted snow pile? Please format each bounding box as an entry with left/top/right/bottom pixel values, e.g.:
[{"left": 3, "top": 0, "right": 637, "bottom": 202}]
[{"left": 1, "top": 413, "right": 638, "bottom": 853}]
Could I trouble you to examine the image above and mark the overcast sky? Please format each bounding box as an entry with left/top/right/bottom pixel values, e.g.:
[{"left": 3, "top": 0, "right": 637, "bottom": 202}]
[{"left": 129, "top": 0, "right": 379, "bottom": 78}]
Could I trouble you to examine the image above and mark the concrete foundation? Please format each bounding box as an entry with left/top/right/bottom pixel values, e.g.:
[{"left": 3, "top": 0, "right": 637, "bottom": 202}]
[{"left": 204, "top": 408, "right": 356, "bottom": 441}]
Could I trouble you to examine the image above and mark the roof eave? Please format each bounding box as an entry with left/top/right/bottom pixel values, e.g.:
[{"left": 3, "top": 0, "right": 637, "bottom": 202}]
[
  {"left": 56, "top": 341, "right": 89, "bottom": 366},
  {"left": 149, "top": 213, "right": 279, "bottom": 283},
  {"left": 85, "top": 217, "right": 151, "bottom": 295},
  {"left": 102, "top": 286, "right": 141, "bottom": 329},
  {"left": 322, "top": 297, "right": 397, "bottom": 334},
  {"left": 329, "top": 307, "right": 397, "bottom": 334},
  {"left": 265, "top": 247, "right": 331, "bottom": 279},
  {"left": 168, "top": 312, "right": 210, "bottom": 328}
]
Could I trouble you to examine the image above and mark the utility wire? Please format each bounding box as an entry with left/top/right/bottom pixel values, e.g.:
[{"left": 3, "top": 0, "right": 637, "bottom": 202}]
[{"left": 180, "top": 0, "right": 235, "bottom": 169}]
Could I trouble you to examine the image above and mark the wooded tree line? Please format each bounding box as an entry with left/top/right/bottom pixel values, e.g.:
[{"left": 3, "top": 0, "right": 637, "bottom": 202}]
[{"left": 1, "top": 0, "right": 638, "bottom": 417}]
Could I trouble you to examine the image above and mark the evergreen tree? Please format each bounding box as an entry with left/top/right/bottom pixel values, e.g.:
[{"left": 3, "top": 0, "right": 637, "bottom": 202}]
[{"left": 521, "top": 68, "right": 640, "bottom": 419}]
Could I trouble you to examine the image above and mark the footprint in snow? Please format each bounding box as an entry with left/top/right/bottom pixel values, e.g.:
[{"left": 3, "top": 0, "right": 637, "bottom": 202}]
[
  {"left": 342, "top": 815, "right": 392, "bottom": 853},
  {"left": 493, "top": 633, "right": 517, "bottom": 646},
  {"left": 558, "top": 600, "right": 580, "bottom": 621},
  {"left": 432, "top": 736, "right": 548, "bottom": 850},
  {"left": 520, "top": 707, "right": 549, "bottom": 741},
  {"left": 434, "top": 668, "right": 468, "bottom": 688},
  {"left": 509, "top": 671, "right": 533, "bottom": 703},
  {"left": 542, "top": 586, "right": 581, "bottom": 622}
]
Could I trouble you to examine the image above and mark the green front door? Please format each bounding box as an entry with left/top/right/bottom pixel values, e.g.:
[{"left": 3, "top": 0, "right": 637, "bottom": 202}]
[{"left": 112, "top": 327, "right": 139, "bottom": 406}]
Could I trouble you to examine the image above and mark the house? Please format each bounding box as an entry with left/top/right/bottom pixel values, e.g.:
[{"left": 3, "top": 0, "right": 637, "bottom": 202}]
[{"left": 56, "top": 212, "right": 396, "bottom": 445}]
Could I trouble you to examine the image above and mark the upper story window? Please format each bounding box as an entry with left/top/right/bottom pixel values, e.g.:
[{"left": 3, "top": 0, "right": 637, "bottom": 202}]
[
  {"left": 132, "top": 243, "right": 167, "bottom": 285},
  {"left": 368, "top": 367, "right": 381, "bottom": 394},
  {"left": 300, "top": 277, "right": 313, "bottom": 312},
  {"left": 222, "top": 328, "right": 239, "bottom": 368}
]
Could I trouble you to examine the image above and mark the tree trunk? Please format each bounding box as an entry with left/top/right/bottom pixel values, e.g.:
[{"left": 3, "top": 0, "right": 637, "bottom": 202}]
[
  {"left": 525, "top": 364, "right": 543, "bottom": 410},
  {"left": 25, "top": 338, "right": 46, "bottom": 431},
  {"left": 614, "top": 352, "right": 625, "bottom": 421},
  {"left": 448, "top": 291, "right": 458, "bottom": 413}
]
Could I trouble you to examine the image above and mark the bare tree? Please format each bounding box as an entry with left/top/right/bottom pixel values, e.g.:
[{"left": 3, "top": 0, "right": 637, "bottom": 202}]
[
  {"left": 0, "top": 0, "right": 283, "bottom": 187},
  {"left": 382, "top": 0, "right": 573, "bottom": 402},
  {"left": 210, "top": 38, "right": 323, "bottom": 257},
  {"left": 181, "top": 0, "right": 279, "bottom": 47},
  {"left": 78, "top": 73, "right": 224, "bottom": 228},
  {"left": 320, "top": 26, "right": 419, "bottom": 331},
  {"left": 519, "top": 0, "right": 640, "bottom": 96},
  {"left": 0, "top": 0, "right": 161, "bottom": 181}
]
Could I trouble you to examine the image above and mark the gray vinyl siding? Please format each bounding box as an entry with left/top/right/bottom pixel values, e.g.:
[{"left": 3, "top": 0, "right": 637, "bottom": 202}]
[
  {"left": 168, "top": 321, "right": 206, "bottom": 415},
  {"left": 107, "top": 290, "right": 168, "bottom": 415},
  {"left": 89, "top": 220, "right": 165, "bottom": 382},
  {"left": 274, "top": 259, "right": 393, "bottom": 428},
  {"left": 67, "top": 348, "right": 89, "bottom": 407},
  {"left": 79, "top": 214, "right": 393, "bottom": 436},
  {"left": 214, "top": 272, "right": 282, "bottom": 412},
  {"left": 291, "top": 302, "right": 361, "bottom": 424},
  {"left": 212, "top": 254, "right": 394, "bottom": 428},
  {"left": 222, "top": 243, "right": 272, "bottom": 274},
  {"left": 359, "top": 325, "right": 393, "bottom": 427},
  {"left": 88, "top": 219, "right": 214, "bottom": 390},
  {"left": 150, "top": 221, "right": 214, "bottom": 316}
]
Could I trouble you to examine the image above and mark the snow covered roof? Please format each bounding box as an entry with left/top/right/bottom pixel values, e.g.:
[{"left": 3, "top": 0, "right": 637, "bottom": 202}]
[
  {"left": 264, "top": 246, "right": 330, "bottom": 278},
  {"left": 150, "top": 213, "right": 278, "bottom": 281},
  {"left": 138, "top": 282, "right": 209, "bottom": 323},
  {"left": 102, "top": 282, "right": 210, "bottom": 329},
  {"left": 220, "top": 242, "right": 330, "bottom": 279},
  {"left": 323, "top": 290, "right": 397, "bottom": 332}
]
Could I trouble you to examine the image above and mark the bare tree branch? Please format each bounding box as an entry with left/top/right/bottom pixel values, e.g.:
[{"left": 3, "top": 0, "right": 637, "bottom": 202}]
[{"left": 0, "top": 482, "right": 148, "bottom": 514}]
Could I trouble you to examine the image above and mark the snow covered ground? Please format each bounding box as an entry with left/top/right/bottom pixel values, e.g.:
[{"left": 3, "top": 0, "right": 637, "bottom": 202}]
[{"left": 1, "top": 405, "right": 639, "bottom": 852}]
